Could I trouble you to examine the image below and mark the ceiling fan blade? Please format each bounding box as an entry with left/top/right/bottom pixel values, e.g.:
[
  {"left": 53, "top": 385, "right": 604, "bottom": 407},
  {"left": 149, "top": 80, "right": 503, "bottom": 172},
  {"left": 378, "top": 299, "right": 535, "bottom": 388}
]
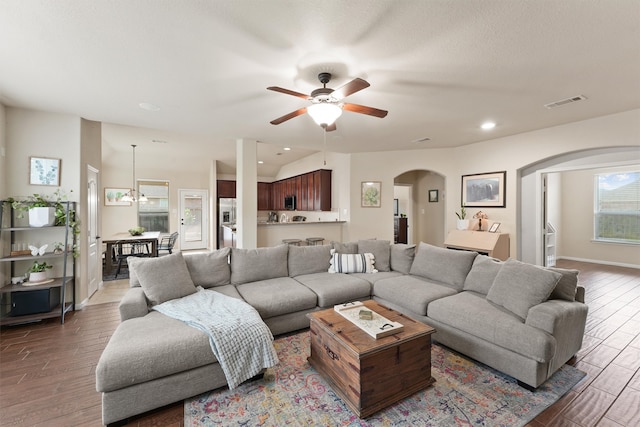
[
  {"left": 331, "top": 78, "right": 370, "bottom": 99},
  {"left": 325, "top": 123, "right": 337, "bottom": 132},
  {"left": 267, "top": 86, "right": 310, "bottom": 100},
  {"left": 343, "top": 103, "right": 388, "bottom": 118},
  {"left": 270, "top": 107, "right": 307, "bottom": 125}
]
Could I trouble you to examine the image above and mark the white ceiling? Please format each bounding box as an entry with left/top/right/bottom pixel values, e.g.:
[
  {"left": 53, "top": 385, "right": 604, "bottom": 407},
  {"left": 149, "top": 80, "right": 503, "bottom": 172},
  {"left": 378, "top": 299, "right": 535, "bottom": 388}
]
[{"left": 1, "top": 1, "right": 639, "bottom": 175}]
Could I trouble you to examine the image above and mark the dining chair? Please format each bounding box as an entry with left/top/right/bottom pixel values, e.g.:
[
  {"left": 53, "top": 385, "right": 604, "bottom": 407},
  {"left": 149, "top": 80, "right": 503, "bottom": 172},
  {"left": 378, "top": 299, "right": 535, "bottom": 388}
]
[
  {"left": 157, "top": 232, "right": 179, "bottom": 255},
  {"left": 114, "top": 240, "right": 151, "bottom": 278}
]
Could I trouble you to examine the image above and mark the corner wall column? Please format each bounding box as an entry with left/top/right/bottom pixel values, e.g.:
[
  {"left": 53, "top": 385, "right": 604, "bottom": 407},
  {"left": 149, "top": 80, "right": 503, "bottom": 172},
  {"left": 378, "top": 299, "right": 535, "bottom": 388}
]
[{"left": 236, "top": 139, "right": 257, "bottom": 248}]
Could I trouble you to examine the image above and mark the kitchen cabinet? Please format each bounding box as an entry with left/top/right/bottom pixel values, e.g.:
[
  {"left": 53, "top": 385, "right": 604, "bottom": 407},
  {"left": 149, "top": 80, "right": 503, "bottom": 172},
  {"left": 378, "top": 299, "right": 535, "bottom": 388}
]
[
  {"left": 257, "top": 182, "right": 272, "bottom": 210},
  {"left": 216, "top": 180, "right": 236, "bottom": 198}
]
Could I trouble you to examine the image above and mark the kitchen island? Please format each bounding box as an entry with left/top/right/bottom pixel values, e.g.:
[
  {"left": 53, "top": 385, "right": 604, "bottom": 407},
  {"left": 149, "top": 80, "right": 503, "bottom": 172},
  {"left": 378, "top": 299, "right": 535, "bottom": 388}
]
[{"left": 257, "top": 220, "right": 346, "bottom": 247}]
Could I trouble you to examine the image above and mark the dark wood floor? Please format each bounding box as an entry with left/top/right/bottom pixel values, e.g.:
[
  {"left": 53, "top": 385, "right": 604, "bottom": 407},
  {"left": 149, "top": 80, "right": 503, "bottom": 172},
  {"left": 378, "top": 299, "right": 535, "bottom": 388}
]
[{"left": 1, "top": 260, "right": 639, "bottom": 426}]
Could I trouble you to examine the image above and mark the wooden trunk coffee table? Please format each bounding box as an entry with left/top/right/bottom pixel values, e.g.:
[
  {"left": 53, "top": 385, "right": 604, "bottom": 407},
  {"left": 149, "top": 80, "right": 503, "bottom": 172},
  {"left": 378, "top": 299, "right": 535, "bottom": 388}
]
[{"left": 307, "top": 300, "right": 435, "bottom": 418}]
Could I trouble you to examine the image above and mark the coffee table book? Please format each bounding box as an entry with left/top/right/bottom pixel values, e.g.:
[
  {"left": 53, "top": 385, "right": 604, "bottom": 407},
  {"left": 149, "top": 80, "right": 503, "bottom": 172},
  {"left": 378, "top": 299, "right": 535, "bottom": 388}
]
[{"left": 308, "top": 300, "right": 436, "bottom": 418}]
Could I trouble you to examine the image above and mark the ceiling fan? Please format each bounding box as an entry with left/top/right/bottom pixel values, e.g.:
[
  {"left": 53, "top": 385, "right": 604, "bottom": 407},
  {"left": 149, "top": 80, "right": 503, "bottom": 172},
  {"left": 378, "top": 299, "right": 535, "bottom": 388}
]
[{"left": 267, "top": 72, "right": 388, "bottom": 131}]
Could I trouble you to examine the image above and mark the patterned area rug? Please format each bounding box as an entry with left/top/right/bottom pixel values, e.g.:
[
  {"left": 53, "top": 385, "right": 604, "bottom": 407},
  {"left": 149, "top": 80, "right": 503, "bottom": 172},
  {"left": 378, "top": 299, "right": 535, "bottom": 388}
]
[{"left": 185, "top": 331, "right": 585, "bottom": 427}]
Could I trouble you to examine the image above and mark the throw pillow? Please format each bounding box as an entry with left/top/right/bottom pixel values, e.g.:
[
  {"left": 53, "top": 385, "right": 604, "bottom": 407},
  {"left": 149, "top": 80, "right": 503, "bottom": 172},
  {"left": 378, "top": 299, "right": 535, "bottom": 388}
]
[
  {"left": 127, "top": 252, "right": 197, "bottom": 306},
  {"left": 331, "top": 241, "right": 358, "bottom": 254},
  {"left": 390, "top": 243, "right": 416, "bottom": 274},
  {"left": 288, "top": 244, "right": 332, "bottom": 277},
  {"left": 328, "top": 250, "right": 377, "bottom": 273},
  {"left": 409, "top": 242, "right": 478, "bottom": 290},
  {"left": 486, "top": 258, "right": 562, "bottom": 320},
  {"left": 183, "top": 247, "right": 231, "bottom": 288},
  {"left": 463, "top": 255, "right": 504, "bottom": 295},
  {"left": 358, "top": 239, "right": 391, "bottom": 272},
  {"left": 230, "top": 244, "right": 288, "bottom": 285},
  {"left": 545, "top": 267, "right": 579, "bottom": 301}
]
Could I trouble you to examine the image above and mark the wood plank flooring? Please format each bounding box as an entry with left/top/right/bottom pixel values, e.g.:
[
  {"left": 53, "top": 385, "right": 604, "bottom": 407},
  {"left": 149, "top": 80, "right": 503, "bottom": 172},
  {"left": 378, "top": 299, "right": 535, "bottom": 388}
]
[{"left": 1, "top": 260, "right": 638, "bottom": 426}]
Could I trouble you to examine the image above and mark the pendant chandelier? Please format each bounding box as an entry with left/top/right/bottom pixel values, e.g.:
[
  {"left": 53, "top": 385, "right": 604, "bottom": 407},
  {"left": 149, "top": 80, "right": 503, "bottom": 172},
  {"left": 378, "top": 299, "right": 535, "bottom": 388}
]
[{"left": 121, "top": 144, "right": 147, "bottom": 203}]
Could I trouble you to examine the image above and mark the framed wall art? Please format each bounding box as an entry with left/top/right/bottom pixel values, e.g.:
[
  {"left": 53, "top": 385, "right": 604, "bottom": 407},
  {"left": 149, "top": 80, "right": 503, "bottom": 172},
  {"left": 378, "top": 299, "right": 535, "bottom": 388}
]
[
  {"left": 428, "top": 189, "right": 439, "bottom": 202},
  {"left": 461, "top": 171, "right": 506, "bottom": 208},
  {"left": 29, "top": 156, "right": 61, "bottom": 186},
  {"left": 361, "top": 181, "right": 381, "bottom": 207},
  {"left": 104, "top": 188, "right": 132, "bottom": 206}
]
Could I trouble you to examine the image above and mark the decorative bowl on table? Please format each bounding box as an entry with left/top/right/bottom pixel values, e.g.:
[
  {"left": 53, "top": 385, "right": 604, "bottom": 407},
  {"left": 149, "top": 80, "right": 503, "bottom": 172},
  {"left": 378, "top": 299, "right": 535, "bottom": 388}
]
[{"left": 128, "top": 226, "right": 145, "bottom": 236}]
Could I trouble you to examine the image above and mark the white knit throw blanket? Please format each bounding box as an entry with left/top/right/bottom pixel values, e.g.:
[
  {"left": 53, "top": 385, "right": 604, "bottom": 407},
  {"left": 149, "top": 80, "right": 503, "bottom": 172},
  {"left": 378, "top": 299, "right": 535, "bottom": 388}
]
[{"left": 153, "top": 287, "right": 278, "bottom": 389}]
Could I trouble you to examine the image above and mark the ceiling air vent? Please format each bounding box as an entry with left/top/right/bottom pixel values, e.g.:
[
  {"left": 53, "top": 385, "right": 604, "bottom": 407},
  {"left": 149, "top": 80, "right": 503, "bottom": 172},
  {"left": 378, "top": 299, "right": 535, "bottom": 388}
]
[{"left": 544, "top": 95, "right": 587, "bottom": 109}]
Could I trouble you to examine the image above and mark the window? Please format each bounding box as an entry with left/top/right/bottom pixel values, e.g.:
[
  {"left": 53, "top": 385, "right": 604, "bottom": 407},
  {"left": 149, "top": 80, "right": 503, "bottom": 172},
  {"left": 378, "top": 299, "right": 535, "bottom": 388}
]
[
  {"left": 138, "top": 180, "right": 169, "bottom": 232},
  {"left": 595, "top": 171, "right": 640, "bottom": 244}
]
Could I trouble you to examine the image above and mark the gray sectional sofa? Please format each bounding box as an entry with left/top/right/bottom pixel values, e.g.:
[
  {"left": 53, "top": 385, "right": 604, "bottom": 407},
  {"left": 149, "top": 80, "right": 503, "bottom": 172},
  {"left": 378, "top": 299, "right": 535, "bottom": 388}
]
[{"left": 96, "top": 240, "right": 588, "bottom": 425}]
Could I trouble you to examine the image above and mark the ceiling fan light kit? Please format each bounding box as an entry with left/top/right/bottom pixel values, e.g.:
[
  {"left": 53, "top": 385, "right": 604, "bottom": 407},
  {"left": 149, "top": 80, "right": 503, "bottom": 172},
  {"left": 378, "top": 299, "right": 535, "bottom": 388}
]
[{"left": 268, "top": 72, "right": 387, "bottom": 130}]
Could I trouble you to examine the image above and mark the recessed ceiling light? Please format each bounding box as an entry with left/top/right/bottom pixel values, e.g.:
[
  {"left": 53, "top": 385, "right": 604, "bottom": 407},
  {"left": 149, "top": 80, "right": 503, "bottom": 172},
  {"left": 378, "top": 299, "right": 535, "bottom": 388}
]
[
  {"left": 258, "top": 160, "right": 264, "bottom": 164},
  {"left": 283, "top": 147, "right": 291, "bottom": 151},
  {"left": 481, "top": 121, "right": 496, "bottom": 130},
  {"left": 139, "top": 102, "right": 160, "bottom": 111}
]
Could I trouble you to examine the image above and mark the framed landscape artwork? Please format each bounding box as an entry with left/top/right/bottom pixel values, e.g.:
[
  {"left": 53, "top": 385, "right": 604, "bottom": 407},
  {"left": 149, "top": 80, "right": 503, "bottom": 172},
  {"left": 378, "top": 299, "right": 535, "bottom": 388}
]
[
  {"left": 29, "top": 156, "right": 61, "bottom": 186},
  {"left": 461, "top": 171, "right": 506, "bottom": 208},
  {"left": 361, "top": 181, "right": 381, "bottom": 207},
  {"left": 104, "top": 188, "right": 132, "bottom": 206}
]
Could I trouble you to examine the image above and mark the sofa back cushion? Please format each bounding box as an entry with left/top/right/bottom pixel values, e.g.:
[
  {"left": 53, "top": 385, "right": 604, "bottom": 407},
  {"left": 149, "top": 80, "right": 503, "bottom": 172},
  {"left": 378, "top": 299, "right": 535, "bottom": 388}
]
[
  {"left": 127, "top": 252, "right": 197, "bottom": 306},
  {"left": 331, "top": 241, "right": 358, "bottom": 254},
  {"left": 288, "top": 244, "right": 332, "bottom": 277},
  {"left": 409, "top": 242, "right": 478, "bottom": 290},
  {"left": 545, "top": 267, "right": 579, "bottom": 301},
  {"left": 390, "top": 243, "right": 416, "bottom": 274},
  {"left": 183, "top": 247, "right": 231, "bottom": 288},
  {"left": 230, "top": 244, "right": 288, "bottom": 285},
  {"left": 358, "top": 239, "right": 391, "bottom": 272},
  {"left": 486, "top": 258, "right": 561, "bottom": 320},
  {"left": 463, "top": 255, "right": 504, "bottom": 295}
]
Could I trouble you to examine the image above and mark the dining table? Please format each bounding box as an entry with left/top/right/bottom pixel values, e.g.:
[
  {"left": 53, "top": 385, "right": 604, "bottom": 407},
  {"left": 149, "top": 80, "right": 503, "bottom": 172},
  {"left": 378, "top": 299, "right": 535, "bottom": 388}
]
[{"left": 102, "top": 231, "right": 161, "bottom": 276}]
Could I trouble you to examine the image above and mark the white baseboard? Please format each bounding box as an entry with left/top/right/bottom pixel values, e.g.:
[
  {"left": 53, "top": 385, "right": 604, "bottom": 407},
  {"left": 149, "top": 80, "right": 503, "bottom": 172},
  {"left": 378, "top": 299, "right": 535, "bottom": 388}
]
[{"left": 557, "top": 256, "right": 640, "bottom": 270}]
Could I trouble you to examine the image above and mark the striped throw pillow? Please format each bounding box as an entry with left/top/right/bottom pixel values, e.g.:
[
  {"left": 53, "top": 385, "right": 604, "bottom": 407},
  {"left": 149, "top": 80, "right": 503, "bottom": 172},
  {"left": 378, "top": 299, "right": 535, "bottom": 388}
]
[{"left": 328, "top": 250, "right": 377, "bottom": 274}]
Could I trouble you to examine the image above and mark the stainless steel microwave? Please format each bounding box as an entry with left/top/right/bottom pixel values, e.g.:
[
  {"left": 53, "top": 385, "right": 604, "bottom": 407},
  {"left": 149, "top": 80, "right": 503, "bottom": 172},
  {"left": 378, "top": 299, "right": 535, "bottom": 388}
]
[{"left": 284, "top": 195, "right": 296, "bottom": 210}]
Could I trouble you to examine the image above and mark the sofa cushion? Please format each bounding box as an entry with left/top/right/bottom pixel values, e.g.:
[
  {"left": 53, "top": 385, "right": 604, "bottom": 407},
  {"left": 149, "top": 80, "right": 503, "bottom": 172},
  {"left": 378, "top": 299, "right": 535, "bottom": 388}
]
[
  {"left": 235, "top": 277, "right": 317, "bottom": 318},
  {"left": 294, "top": 272, "right": 371, "bottom": 308},
  {"left": 373, "top": 275, "right": 458, "bottom": 316},
  {"left": 127, "top": 252, "right": 197, "bottom": 306},
  {"left": 329, "top": 251, "right": 376, "bottom": 273},
  {"left": 358, "top": 239, "right": 391, "bottom": 272},
  {"left": 96, "top": 311, "right": 216, "bottom": 392},
  {"left": 351, "top": 271, "right": 404, "bottom": 285},
  {"left": 331, "top": 241, "right": 358, "bottom": 254},
  {"left": 486, "top": 259, "right": 562, "bottom": 320},
  {"left": 390, "top": 243, "right": 416, "bottom": 274},
  {"left": 428, "top": 292, "right": 555, "bottom": 363},
  {"left": 230, "top": 245, "right": 288, "bottom": 285},
  {"left": 409, "top": 242, "right": 478, "bottom": 291},
  {"left": 463, "top": 255, "right": 504, "bottom": 295},
  {"left": 183, "top": 248, "right": 231, "bottom": 288},
  {"left": 546, "top": 267, "right": 579, "bottom": 301},
  {"left": 288, "top": 244, "right": 332, "bottom": 277}
]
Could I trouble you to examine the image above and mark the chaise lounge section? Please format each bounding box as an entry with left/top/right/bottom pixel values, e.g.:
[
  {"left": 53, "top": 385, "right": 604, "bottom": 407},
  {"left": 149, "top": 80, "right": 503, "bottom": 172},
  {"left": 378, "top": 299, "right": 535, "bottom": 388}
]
[{"left": 96, "top": 240, "right": 588, "bottom": 425}]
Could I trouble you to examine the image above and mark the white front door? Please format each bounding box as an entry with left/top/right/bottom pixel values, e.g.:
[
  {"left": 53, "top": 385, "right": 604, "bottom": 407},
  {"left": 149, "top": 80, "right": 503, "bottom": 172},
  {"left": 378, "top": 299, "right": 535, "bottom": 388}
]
[
  {"left": 179, "top": 189, "right": 208, "bottom": 251},
  {"left": 87, "top": 165, "right": 100, "bottom": 296}
]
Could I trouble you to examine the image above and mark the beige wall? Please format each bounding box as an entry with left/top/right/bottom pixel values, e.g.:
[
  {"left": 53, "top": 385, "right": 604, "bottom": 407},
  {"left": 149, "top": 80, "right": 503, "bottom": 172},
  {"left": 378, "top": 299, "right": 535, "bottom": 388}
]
[{"left": 560, "top": 166, "right": 640, "bottom": 267}]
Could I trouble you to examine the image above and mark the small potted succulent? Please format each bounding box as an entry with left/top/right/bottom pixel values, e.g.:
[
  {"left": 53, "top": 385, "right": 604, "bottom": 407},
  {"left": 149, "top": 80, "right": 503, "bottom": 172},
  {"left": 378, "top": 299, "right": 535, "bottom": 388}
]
[
  {"left": 27, "top": 261, "right": 53, "bottom": 283},
  {"left": 455, "top": 205, "right": 469, "bottom": 230}
]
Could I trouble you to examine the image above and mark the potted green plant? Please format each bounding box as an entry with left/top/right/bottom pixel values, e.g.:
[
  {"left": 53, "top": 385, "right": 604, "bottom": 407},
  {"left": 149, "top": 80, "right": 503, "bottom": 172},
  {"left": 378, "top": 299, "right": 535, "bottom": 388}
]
[
  {"left": 455, "top": 205, "right": 469, "bottom": 230},
  {"left": 27, "top": 261, "right": 53, "bottom": 283},
  {"left": 8, "top": 190, "right": 80, "bottom": 257}
]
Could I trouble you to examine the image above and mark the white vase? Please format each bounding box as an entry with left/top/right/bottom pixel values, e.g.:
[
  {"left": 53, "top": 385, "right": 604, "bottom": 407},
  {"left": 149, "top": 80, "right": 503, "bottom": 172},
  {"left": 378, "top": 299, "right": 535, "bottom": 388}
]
[
  {"left": 29, "top": 207, "right": 56, "bottom": 227},
  {"left": 28, "top": 271, "right": 48, "bottom": 283},
  {"left": 456, "top": 219, "right": 470, "bottom": 230}
]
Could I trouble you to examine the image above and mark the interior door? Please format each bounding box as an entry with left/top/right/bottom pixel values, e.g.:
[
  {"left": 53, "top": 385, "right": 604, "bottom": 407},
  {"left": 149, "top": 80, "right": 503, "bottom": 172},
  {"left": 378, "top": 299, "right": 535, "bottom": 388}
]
[
  {"left": 87, "top": 165, "right": 100, "bottom": 296},
  {"left": 179, "top": 189, "right": 208, "bottom": 251}
]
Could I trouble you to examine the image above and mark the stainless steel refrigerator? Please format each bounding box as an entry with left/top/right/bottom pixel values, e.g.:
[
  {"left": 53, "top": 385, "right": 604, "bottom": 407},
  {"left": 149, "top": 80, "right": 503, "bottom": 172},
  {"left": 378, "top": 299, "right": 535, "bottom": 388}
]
[{"left": 218, "top": 198, "right": 236, "bottom": 247}]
